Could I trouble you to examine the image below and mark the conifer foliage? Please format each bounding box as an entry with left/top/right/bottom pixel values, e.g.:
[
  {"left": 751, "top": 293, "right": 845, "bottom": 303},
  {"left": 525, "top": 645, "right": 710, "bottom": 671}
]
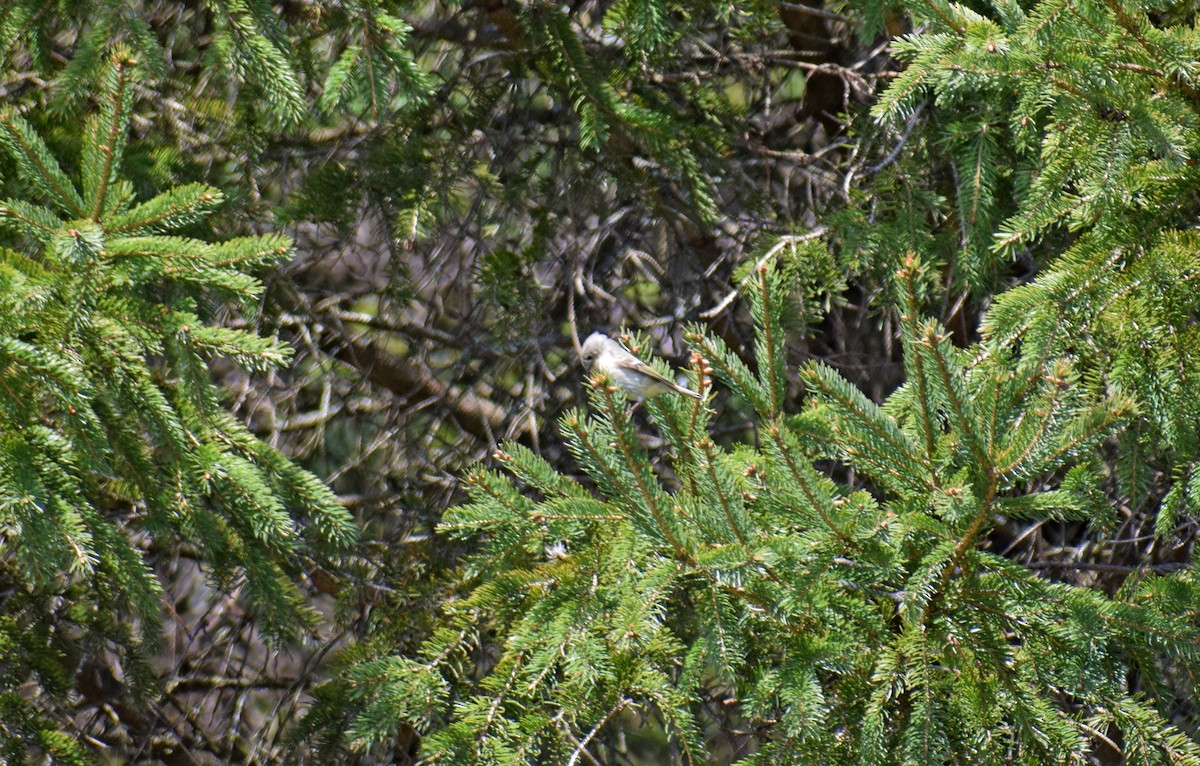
[
  {"left": 341, "top": 260, "right": 1200, "bottom": 764},
  {"left": 0, "top": 54, "right": 355, "bottom": 758},
  {"left": 327, "top": 1, "right": 1200, "bottom": 763}
]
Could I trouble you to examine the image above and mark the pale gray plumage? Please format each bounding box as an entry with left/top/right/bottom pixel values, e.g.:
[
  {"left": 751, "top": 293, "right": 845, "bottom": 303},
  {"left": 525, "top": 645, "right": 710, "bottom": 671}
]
[{"left": 579, "top": 332, "right": 701, "bottom": 401}]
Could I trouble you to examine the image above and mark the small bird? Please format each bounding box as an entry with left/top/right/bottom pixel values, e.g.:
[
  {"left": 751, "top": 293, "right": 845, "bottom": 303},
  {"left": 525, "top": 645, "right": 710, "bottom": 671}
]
[{"left": 579, "top": 332, "right": 702, "bottom": 401}]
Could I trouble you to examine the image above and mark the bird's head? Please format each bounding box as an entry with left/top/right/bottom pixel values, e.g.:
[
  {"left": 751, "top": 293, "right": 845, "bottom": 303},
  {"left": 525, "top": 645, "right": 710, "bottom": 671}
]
[{"left": 579, "top": 332, "right": 608, "bottom": 371}]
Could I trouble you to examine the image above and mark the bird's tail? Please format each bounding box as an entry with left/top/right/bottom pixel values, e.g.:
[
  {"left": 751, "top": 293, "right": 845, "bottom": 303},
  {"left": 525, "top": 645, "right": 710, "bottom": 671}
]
[{"left": 673, "top": 382, "right": 703, "bottom": 400}]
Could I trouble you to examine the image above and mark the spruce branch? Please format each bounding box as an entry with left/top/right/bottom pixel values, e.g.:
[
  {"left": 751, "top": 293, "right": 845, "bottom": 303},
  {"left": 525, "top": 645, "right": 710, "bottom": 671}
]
[
  {"left": 921, "top": 0, "right": 965, "bottom": 34},
  {"left": 0, "top": 54, "right": 359, "bottom": 738},
  {"left": 757, "top": 264, "right": 783, "bottom": 417},
  {"left": 563, "top": 696, "right": 632, "bottom": 766},
  {"left": 918, "top": 324, "right": 990, "bottom": 473},
  {"left": 1098, "top": 0, "right": 1200, "bottom": 104},
  {"left": 701, "top": 436, "right": 746, "bottom": 546},
  {"left": 928, "top": 470, "right": 999, "bottom": 625},
  {"left": 765, "top": 421, "right": 855, "bottom": 548},
  {"left": 595, "top": 376, "right": 691, "bottom": 562},
  {"left": 800, "top": 363, "right": 935, "bottom": 491},
  {"left": 0, "top": 111, "right": 85, "bottom": 218},
  {"left": 87, "top": 56, "right": 133, "bottom": 222},
  {"left": 896, "top": 253, "right": 941, "bottom": 474}
]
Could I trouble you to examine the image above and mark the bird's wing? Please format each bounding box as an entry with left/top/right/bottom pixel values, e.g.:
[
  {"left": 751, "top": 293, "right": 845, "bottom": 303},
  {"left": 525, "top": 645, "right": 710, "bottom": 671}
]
[{"left": 615, "top": 357, "right": 701, "bottom": 399}]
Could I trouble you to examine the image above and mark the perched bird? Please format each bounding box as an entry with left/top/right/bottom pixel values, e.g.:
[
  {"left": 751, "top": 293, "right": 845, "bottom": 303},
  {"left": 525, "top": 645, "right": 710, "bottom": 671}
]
[{"left": 579, "top": 332, "right": 702, "bottom": 401}]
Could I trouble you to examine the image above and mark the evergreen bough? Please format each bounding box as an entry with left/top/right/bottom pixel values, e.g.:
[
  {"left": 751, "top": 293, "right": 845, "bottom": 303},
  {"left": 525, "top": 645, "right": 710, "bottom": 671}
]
[
  {"left": 0, "top": 54, "right": 356, "bottom": 759},
  {"left": 330, "top": 0, "right": 1200, "bottom": 762},
  {"left": 340, "top": 261, "right": 1200, "bottom": 763}
]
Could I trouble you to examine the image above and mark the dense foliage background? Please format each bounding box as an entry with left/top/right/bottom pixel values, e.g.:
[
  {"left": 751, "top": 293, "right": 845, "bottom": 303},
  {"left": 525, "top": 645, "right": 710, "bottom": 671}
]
[{"left": 3, "top": 0, "right": 1200, "bottom": 763}]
